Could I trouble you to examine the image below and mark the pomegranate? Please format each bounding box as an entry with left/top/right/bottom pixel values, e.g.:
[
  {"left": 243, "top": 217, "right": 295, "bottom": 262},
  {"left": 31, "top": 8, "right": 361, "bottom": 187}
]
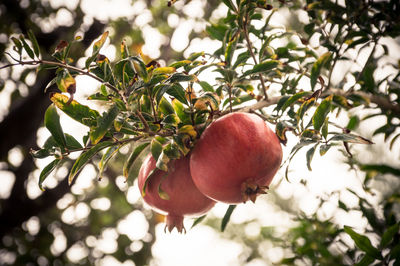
[
  {"left": 138, "top": 154, "right": 215, "bottom": 233},
  {"left": 190, "top": 112, "right": 282, "bottom": 204}
]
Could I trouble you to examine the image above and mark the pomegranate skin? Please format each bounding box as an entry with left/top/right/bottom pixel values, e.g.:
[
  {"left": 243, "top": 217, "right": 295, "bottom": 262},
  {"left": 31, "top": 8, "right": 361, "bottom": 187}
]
[
  {"left": 190, "top": 112, "right": 282, "bottom": 204},
  {"left": 138, "top": 154, "right": 215, "bottom": 233}
]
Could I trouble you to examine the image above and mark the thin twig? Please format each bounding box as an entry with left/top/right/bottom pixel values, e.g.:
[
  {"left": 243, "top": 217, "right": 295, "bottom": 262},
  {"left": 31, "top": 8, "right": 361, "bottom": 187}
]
[
  {"left": 0, "top": 62, "right": 22, "bottom": 69},
  {"left": 242, "top": 12, "right": 268, "bottom": 100},
  {"left": 136, "top": 110, "right": 150, "bottom": 132},
  {"left": 62, "top": 135, "right": 144, "bottom": 155},
  {"left": 1, "top": 57, "right": 129, "bottom": 105}
]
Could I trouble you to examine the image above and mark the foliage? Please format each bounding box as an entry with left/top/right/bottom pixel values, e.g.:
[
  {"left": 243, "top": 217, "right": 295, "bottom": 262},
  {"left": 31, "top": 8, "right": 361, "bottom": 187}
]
[{"left": 1, "top": 0, "right": 400, "bottom": 265}]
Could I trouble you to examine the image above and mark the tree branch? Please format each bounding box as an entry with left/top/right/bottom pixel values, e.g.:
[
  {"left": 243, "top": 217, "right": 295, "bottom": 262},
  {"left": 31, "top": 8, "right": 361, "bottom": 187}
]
[
  {"left": 242, "top": 11, "right": 268, "bottom": 100},
  {"left": 226, "top": 89, "right": 400, "bottom": 118}
]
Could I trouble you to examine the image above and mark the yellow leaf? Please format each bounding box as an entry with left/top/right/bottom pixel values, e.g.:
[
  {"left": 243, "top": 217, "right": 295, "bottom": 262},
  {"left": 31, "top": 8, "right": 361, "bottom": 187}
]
[
  {"left": 178, "top": 125, "right": 197, "bottom": 139},
  {"left": 153, "top": 67, "right": 176, "bottom": 75}
]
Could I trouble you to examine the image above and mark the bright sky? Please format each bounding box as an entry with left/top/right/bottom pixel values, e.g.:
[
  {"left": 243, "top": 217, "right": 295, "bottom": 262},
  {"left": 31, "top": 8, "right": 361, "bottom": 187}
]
[{"left": 1, "top": 0, "right": 400, "bottom": 265}]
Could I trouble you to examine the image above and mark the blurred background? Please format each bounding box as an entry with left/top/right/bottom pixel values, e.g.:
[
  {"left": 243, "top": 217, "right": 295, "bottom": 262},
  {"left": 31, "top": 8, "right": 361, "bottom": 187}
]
[{"left": 0, "top": 0, "right": 399, "bottom": 265}]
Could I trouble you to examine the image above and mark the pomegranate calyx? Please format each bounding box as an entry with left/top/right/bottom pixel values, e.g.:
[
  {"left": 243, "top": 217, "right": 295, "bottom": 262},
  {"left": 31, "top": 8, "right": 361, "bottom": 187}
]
[
  {"left": 241, "top": 181, "right": 269, "bottom": 203},
  {"left": 165, "top": 214, "right": 186, "bottom": 233}
]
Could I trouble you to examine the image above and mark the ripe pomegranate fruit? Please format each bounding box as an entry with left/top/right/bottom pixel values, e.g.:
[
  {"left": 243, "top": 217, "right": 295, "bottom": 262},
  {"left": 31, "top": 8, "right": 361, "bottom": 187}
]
[
  {"left": 190, "top": 112, "right": 282, "bottom": 204},
  {"left": 138, "top": 154, "right": 215, "bottom": 233}
]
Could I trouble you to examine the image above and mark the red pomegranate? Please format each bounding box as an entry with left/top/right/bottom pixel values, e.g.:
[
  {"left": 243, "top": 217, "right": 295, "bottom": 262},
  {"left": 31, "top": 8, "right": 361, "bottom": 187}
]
[
  {"left": 190, "top": 112, "right": 282, "bottom": 204},
  {"left": 138, "top": 154, "right": 215, "bottom": 233}
]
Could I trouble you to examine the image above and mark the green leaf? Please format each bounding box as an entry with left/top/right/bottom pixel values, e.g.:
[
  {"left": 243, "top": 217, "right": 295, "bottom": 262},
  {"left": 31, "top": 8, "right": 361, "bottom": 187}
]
[
  {"left": 214, "top": 68, "right": 235, "bottom": 83},
  {"left": 197, "top": 81, "right": 214, "bottom": 92},
  {"left": 296, "top": 98, "right": 315, "bottom": 122},
  {"left": 32, "top": 134, "right": 81, "bottom": 159},
  {"left": 141, "top": 168, "right": 159, "bottom": 196},
  {"left": 158, "top": 182, "right": 170, "bottom": 200},
  {"left": 301, "top": 129, "right": 321, "bottom": 141},
  {"left": 280, "top": 257, "right": 297, "bottom": 264},
  {"left": 172, "top": 99, "right": 191, "bottom": 124},
  {"left": 11, "top": 37, "right": 22, "bottom": 53},
  {"left": 178, "top": 125, "right": 197, "bottom": 139},
  {"left": 169, "top": 60, "right": 192, "bottom": 69},
  {"left": 168, "top": 73, "right": 197, "bottom": 83},
  {"left": 347, "top": 116, "right": 360, "bottom": 131},
  {"left": 206, "top": 24, "right": 228, "bottom": 41},
  {"left": 151, "top": 138, "right": 163, "bottom": 161},
  {"left": 153, "top": 67, "right": 176, "bottom": 75},
  {"left": 275, "top": 121, "right": 294, "bottom": 145},
  {"left": 333, "top": 94, "right": 351, "bottom": 109},
  {"left": 191, "top": 215, "right": 207, "bottom": 228},
  {"left": 304, "top": 23, "right": 315, "bottom": 35},
  {"left": 275, "top": 95, "right": 291, "bottom": 112},
  {"left": 242, "top": 60, "right": 279, "bottom": 76},
  {"left": 44, "top": 104, "right": 66, "bottom": 148},
  {"left": 38, "top": 159, "right": 61, "bottom": 191},
  {"left": 65, "top": 136, "right": 83, "bottom": 152},
  {"left": 130, "top": 56, "right": 149, "bottom": 82},
  {"left": 68, "top": 141, "right": 114, "bottom": 185},
  {"left": 120, "top": 40, "right": 129, "bottom": 59},
  {"left": 380, "top": 222, "right": 399, "bottom": 248},
  {"left": 87, "top": 92, "right": 110, "bottom": 101},
  {"left": 343, "top": 226, "right": 382, "bottom": 259},
  {"left": 98, "top": 146, "right": 120, "bottom": 180},
  {"left": 154, "top": 84, "right": 171, "bottom": 104},
  {"left": 233, "top": 51, "right": 250, "bottom": 69},
  {"left": 310, "top": 52, "right": 332, "bottom": 89},
  {"left": 162, "top": 114, "right": 180, "bottom": 126},
  {"left": 155, "top": 150, "right": 170, "bottom": 172},
  {"left": 123, "top": 142, "right": 150, "bottom": 179},
  {"left": 355, "top": 254, "right": 375, "bottom": 266},
  {"left": 221, "top": 205, "right": 236, "bottom": 232},
  {"left": 44, "top": 77, "right": 57, "bottom": 93},
  {"left": 19, "top": 35, "right": 35, "bottom": 59},
  {"left": 319, "top": 144, "right": 332, "bottom": 156},
  {"left": 312, "top": 95, "right": 332, "bottom": 131},
  {"left": 194, "top": 92, "right": 220, "bottom": 111},
  {"left": 222, "top": 0, "right": 236, "bottom": 11},
  {"left": 114, "top": 58, "right": 136, "bottom": 84},
  {"left": 187, "top": 52, "right": 204, "bottom": 61},
  {"left": 27, "top": 30, "right": 40, "bottom": 57},
  {"left": 338, "top": 200, "right": 349, "bottom": 211},
  {"left": 56, "top": 70, "right": 76, "bottom": 94},
  {"left": 163, "top": 142, "right": 180, "bottom": 159},
  {"left": 90, "top": 104, "right": 119, "bottom": 144},
  {"left": 158, "top": 97, "right": 175, "bottom": 115},
  {"left": 280, "top": 91, "right": 311, "bottom": 112},
  {"left": 93, "top": 31, "right": 109, "bottom": 55},
  {"left": 390, "top": 243, "right": 400, "bottom": 260},
  {"left": 250, "top": 13, "right": 263, "bottom": 20},
  {"left": 306, "top": 144, "right": 318, "bottom": 171},
  {"left": 30, "top": 148, "right": 52, "bottom": 159},
  {"left": 167, "top": 83, "right": 188, "bottom": 105},
  {"left": 360, "top": 164, "right": 400, "bottom": 176},
  {"left": 329, "top": 133, "right": 373, "bottom": 144},
  {"left": 85, "top": 32, "right": 109, "bottom": 68},
  {"left": 390, "top": 133, "right": 400, "bottom": 150},
  {"left": 224, "top": 35, "right": 238, "bottom": 67},
  {"left": 50, "top": 93, "right": 99, "bottom": 126},
  {"left": 321, "top": 117, "right": 329, "bottom": 139}
]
